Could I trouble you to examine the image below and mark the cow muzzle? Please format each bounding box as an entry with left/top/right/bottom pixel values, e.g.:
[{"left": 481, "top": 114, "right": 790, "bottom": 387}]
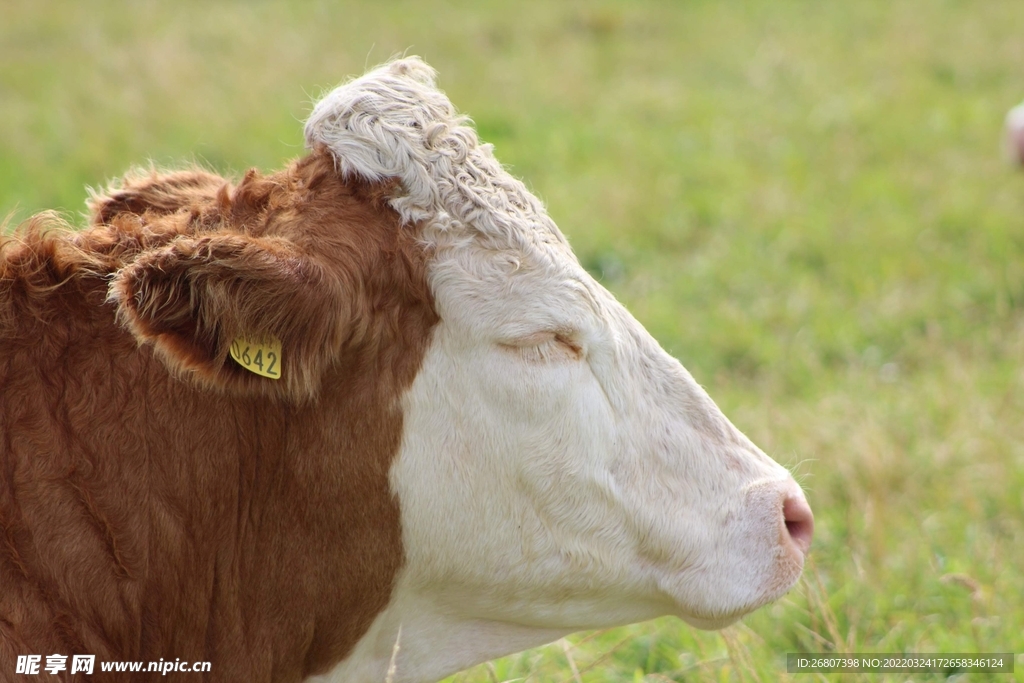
[
  {"left": 756, "top": 477, "right": 814, "bottom": 598},
  {"left": 738, "top": 476, "right": 814, "bottom": 607}
]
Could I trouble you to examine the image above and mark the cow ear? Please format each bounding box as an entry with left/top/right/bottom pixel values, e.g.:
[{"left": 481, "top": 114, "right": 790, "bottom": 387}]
[
  {"left": 109, "top": 233, "right": 346, "bottom": 400},
  {"left": 88, "top": 168, "right": 229, "bottom": 226}
]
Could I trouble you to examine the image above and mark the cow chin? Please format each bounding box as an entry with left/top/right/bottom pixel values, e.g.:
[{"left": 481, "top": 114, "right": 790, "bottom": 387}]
[
  {"left": 663, "top": 550, "right": 804, "bottom": 631},
  {"left": 669, "top": 553, "right": 805, "bottom": 631}
]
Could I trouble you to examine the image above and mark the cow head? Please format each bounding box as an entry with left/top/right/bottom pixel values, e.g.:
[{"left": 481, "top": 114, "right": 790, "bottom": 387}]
[
  {"left": 301, "top": 58, "right": 813, "bottom": 680},
  {"left": 93, "top": 57, "right": 811, "bottom": 681}
]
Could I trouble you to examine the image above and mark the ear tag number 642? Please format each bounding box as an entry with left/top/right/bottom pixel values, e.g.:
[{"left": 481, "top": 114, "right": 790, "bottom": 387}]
[{"left": 230, "top": 335, "right": 282, "bottom": 379}]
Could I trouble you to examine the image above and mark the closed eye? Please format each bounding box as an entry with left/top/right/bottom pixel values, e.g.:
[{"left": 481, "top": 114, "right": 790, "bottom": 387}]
[{"left": 498, "top": 332, "right": 583, "bottom": 363}]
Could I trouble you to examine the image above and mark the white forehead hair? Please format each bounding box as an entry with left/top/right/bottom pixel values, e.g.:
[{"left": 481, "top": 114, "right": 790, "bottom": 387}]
[{"left": 304, "top": 57, "right": 569, "bottom": 254}]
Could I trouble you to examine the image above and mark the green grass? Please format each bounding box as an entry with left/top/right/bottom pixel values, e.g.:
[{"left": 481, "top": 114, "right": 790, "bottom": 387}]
[{"left": 3, "top": 0, "right": 1023, "bottom": 681}]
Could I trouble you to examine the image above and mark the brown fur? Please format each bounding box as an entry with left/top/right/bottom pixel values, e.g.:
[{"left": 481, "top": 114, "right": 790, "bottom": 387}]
[{"left": 0, "top": 148, "right": 438, "bottom": 681}]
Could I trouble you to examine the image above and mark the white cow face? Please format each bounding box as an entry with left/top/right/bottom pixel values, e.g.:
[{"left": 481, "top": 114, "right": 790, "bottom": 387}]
[
  {"left": 305, "top": 57, "right": 812, "bottom": 682},
  {"left": 397, "top": 229, "right": 810, "bottom": 630}
]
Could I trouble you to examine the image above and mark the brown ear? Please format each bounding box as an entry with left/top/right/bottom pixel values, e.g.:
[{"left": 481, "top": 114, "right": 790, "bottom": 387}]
[
  {"left": 110, "top": 233, "right": 347, "bottom": 400},
  {"left": 88, "top": 168, "right": 229, "bottom": 226}
]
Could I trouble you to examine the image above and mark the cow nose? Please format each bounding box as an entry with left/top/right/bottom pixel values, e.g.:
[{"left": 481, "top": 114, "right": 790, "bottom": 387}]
[{"left": 782, "top": 492, "right": 814, "bottom": 556}]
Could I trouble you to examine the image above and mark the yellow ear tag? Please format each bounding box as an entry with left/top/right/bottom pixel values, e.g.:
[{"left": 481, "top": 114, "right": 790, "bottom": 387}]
[{"left": 229, "top": 335, "right": 282, "bottom": 379}]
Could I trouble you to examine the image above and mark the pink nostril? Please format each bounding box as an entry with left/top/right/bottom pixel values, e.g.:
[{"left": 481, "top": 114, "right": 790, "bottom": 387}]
[{"left": 783, "top": 494, "right": 814, "bottom": 555}]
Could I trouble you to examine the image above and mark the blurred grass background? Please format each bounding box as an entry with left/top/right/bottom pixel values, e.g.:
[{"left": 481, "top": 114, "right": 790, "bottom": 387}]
[{"left": 3, "top": 0, "right": 1023, "bottom": 681}]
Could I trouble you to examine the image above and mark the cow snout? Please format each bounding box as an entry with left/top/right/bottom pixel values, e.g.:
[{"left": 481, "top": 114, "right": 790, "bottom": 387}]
[{"left": 782, "top": 490, "right": 814, "bottom": 556}]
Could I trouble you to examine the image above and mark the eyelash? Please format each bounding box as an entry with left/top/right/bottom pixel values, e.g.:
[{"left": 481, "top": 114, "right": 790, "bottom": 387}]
[{"left": 503, "top": 335, "right": 582, "bottom": 363}]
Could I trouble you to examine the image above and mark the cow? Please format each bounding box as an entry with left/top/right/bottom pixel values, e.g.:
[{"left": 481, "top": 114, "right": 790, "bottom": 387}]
[
  {"left": 1006, "top": 100, "right": 1024, "bottom": 166},
  {"left": 0, "top": 57, "right": 813, "bottom": 683}
]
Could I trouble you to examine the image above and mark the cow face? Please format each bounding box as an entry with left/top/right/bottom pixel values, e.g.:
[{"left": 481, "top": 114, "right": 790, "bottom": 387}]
[
  {"left": 395, "top": 243, "right": 811, "bottom": 629},
  {"left": 304, "top": 58, "right": 812, "bottom": 677}
]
